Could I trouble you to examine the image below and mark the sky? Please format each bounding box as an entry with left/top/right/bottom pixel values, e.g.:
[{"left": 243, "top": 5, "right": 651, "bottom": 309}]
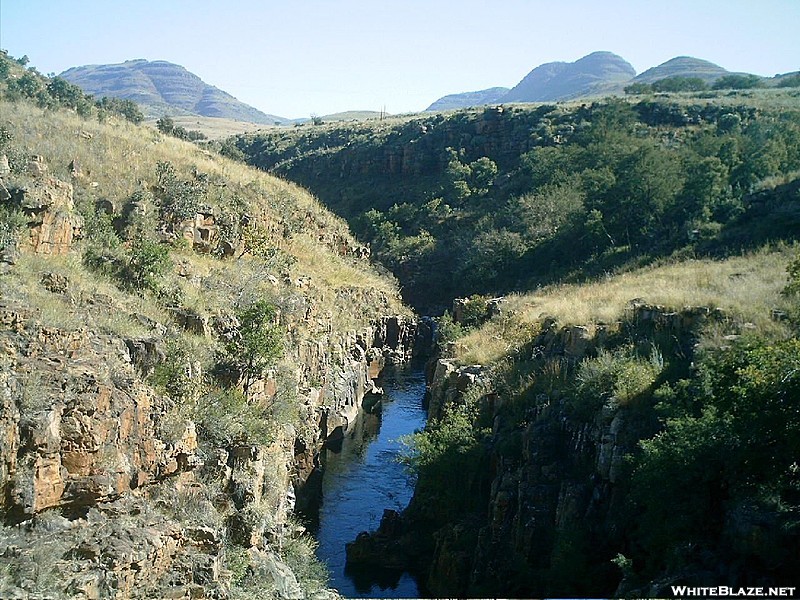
[{"left": 0, "top": 1, "right": 798, "bottom": 119}]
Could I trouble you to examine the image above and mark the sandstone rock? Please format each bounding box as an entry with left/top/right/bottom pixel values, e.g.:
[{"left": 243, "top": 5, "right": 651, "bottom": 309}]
[
  {"left": 180, "top": 212, "right": 218, "bottom": 253},
  {"left": 0, "top": 307, "right": 200, "bottom": 519},
  {"left": 9, "top": 175, "right": 84, "bottom": 256}
]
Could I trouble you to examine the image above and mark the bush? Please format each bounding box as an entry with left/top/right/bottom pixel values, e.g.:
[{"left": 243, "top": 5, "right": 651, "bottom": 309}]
[
  {"left": 402, "top": 384, "right": 491, "bottom": 517},
  {"left": 0, "top": 205, "right": 27, "bottom": 249},
  {"left": 571, "top": 347, "right": 662, "bottom": 418},
  {"left": 124, "top": 238, "right": 172, "bottom": 294},
  {"left": 193, "top": 387, "right": 274, "bottom": 447},
  {"left": 219, "top": 300, "right": 284, "bottom": 396},
  {"left": 150, "top": 337, "right": 203, "bottom": 402}
]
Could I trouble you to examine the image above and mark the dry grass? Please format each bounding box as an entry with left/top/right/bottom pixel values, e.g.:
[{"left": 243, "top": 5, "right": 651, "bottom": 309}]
[
  {"left": 143, "top": 115, "right": 270, "bottom": 140},
  {"left": 455, "top": 249, "right": 795, "bottom": 366},
  {"left": 0, "top": 99, "right": 406, "bottom": 339}
]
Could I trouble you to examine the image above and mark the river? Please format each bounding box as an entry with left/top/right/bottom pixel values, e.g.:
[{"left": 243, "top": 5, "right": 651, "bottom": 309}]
[{"left": 308, "top": 364, "right": 428, "bottom": 598}]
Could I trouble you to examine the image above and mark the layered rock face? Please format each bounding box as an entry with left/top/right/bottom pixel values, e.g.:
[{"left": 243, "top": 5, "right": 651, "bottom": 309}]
[
  {"left": 1, "top": 156, "right": 85, "bottom": 257},
  {"left": 0, "top": 306, "right": 199, "bottom": 522},
  {"left": 0, "top": 295, "right": 421, "bottom": 597},
  {"left": 0, "top": 161, "right": 424, "bottom": 597}
]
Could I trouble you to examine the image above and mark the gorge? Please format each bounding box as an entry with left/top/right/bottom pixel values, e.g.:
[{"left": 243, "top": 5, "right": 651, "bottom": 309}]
[{"left": 2, "top": 47, "right": 800, "bottom": 598}]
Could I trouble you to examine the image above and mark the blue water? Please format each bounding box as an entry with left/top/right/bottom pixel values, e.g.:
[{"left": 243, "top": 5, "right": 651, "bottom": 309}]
[{"left": 314, "top": 365, "right": 427, "bottom": 598}]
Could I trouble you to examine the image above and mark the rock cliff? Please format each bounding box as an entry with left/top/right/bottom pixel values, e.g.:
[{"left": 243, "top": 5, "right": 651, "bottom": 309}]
[
  {"left": 0, "top": 137, "right": 420, "bottom": 597},
  {"left": 347, "top": 302, "right": 724, "bottom": 597}
]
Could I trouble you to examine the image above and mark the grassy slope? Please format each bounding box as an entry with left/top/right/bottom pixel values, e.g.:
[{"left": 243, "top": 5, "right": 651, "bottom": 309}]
[
  {"left": 0, "top": 93, "right": 412, "bottom": 596},
  {"left": 144, "top": 115, "right": 272, "bottom": 139},
  {"left": 0, "top": 99, "right": 402, "bottom": 313},
  {"left": 453, "top": 248, "right": 795, "bottom": 365}
]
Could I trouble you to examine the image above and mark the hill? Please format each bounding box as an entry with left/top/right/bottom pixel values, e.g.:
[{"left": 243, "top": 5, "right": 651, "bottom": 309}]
[
  {"left": 318, "top": 110, "right": 389, "bottom": 122},
  {"left": 633, "top": 55, "right": 730, "bottom": 83},
  {"left": 0, "top": 50, "right": 414, "bottom": 598},
  {"left": 60, "top": 59, "right": 289, "bottom": 124},
  {"left": 233, "top": 90, "right": 800, "bottom": 313},
  {"left": 426, "top": 87, "right": 510, "bottom": 112},
  {"left": 501, "top": 51, "right": 636, "bottom": 102},
  {"left": 144, "top": 114, "right": 269, "bottom": 140}
]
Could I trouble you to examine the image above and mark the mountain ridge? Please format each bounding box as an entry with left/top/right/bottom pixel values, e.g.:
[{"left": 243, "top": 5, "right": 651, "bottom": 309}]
[
  {"left": 502, "top": 50, "right": 637, "bottom": 102},
  {"left": 60, "top": 59, "right": 289, "bottom": 124},
  {"left": 426, "top": 52, "right": 782, "bottom": 111}
]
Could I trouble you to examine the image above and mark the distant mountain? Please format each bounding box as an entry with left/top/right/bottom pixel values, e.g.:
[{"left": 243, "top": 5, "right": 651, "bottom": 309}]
[
  {"left": 633, "top": 56, "right": 730, "bottom": 84},
  {"left": 502, "top": 51, "right": 636, "bottom": 102},
  {"left": 60, "top": 59, "right": 288, "bottom": 124},
  {"left": 426, "top": 87, "right": 510, "bottom": 112}
]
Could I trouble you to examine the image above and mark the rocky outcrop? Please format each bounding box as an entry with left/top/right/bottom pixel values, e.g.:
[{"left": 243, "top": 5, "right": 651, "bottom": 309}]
[
  {"left": 0, "top": 294, "right": 420, "bottom": 597},
  {"left": 4, "top": 159, "right": 84, "bottom": 256},
  {"left": 0, "top": 305, "right": 199, "bottom": 522}
]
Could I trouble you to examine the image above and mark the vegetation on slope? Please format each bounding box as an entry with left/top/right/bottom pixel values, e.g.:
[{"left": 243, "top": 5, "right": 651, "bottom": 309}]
[
  {"left": 234, "top": 89, "right": 800, "bottom": 312},
  {"left": 405, "top": 248, "right": 800, "bottom": 596},
  {"left": 0, "top": 50, "right": 406, "bottom": 597}
]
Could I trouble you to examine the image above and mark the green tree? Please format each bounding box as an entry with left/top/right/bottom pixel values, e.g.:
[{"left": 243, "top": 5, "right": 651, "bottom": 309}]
[
  {"left": 156, "top": 115, "right": 175, "bottom": 135},
  {"left": 125, "top": 238, "right": 172, "bottom": 294},
  {"left": 7, "top": 71, "right": 42, "bottom": 99},
  {"left": 45, "top": 77, "right": 87, "bottom": 108},
  {"left": 96, "top": 97, "right": 144, "bottom": 124},
  {"left": 624, "top": 82, "right": 652, "bottom": 95},
  {"left": 651, "top": 76, "right": 709, "bottom": 93},
  {"left": 712, "top": 74, "right": 763, "bottom": 90},
  {"left": 224, "top": 300, "right": 284, "bottom": 396}
]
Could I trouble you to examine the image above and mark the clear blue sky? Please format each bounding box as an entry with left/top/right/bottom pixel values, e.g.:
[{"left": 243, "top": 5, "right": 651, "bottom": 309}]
[{"left": 1, "top": 0, "right": 798, "bottom": 119}]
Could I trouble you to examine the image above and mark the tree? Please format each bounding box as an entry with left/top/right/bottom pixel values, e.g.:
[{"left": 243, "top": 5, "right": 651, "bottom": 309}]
[
  {"left": 624, "top": 82, "right": 652, "bottom": 95},
  {"left": 156, "top": 116, "right": 175, "bottom": 135},
  {"left": 651, "top": 76, "right": 709, "bottom": 93},
  {"left": 125, "top": 238, "right": 172, "bottom": 294},
  {"left": 225, "top": 300, "right": 284, "bottom": 396},
  {"left": 45, "top": 77, "right": 86, "bottom": 108},
  {"left": 712, "top": 74, "right": 763, "bottom": 90},
  {"left": 96, "top": 97, "right": 144, "bottom": 124},
  {"left": 7, "top": 72, "right": 41, "bottom": 99}
]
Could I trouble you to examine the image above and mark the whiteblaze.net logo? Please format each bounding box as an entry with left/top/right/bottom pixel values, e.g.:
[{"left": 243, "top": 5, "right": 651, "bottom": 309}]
[{"left": 671, "top": 586, "right": 797, "bottom": 598}]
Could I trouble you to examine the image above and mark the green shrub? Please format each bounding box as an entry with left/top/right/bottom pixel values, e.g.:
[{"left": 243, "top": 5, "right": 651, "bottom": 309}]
[
  {"left": 124, "top": 238, "right": 172, "bottom": 294},
  {"left": 279, "top": 528, "right": 330, "bottom": 593},
  {"left": 150, "top": 337, "right": 203, "bottom": 402},
  {"left": 571, "top": 346, "right": 662, "bottom": 418},
  {"left": 402, "top": 384, "right": 491, "bottom": 517},
  {"left": 0, "top": 204, "right": 27, "bottom": 249},
  {"left": 193, "top": 387, "right": 275, "bottom": 448},
  {"left": 220, "top": 300, "right": 284, "bottom": 396},
  {"left": 436, "top": 311, "right": 465, "bottom": 353}
]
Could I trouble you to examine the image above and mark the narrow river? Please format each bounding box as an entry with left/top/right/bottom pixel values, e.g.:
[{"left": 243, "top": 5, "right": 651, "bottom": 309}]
[{"left": 309, "top": 364, "right": 427, "bottom": 598}]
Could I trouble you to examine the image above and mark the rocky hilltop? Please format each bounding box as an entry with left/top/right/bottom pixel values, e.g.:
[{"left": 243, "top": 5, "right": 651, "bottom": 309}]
[
  {"left": 632, "top": 56, "right": 730, "bottom": 84},
  {"left": 502, "top": 51, "right": 636, "bottom": 102},
  {"left": 60, "top": 59, "right": 288, "bottom": 124}
]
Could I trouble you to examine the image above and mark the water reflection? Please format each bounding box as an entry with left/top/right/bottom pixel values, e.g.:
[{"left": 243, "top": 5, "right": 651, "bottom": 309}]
[{"left": 310, "top": 365, "right": 427, "bottom": 598}]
